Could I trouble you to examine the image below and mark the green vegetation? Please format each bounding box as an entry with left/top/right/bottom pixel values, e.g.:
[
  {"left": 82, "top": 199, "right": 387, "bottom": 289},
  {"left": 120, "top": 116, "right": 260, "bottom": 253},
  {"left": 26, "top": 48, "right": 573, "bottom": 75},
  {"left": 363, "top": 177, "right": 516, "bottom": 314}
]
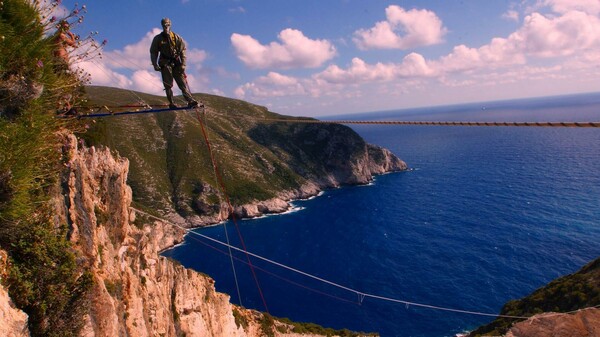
[
  {"left": 277, "top": 316, "right": 378, "bottom": 336},
  {"left": 470, "top": 257, "right": 600, "bottom": 336},
  {"left": 104, "top": 279, "right": 124, "bottom": 299},
  {"left": 260, "top": 313, "right": 277, "bottom": 337},
  {"left": 81, "top": 86, "right": 302, "bottom": 211},
  {"left": 232, "top": 307, "right": 250, "bottom": 329},
  {"left": 1, "top": 1, "right": 96, "bottom": 335},
  {"left": 79, "top": 85, "right": 372, "bottom": 221}
]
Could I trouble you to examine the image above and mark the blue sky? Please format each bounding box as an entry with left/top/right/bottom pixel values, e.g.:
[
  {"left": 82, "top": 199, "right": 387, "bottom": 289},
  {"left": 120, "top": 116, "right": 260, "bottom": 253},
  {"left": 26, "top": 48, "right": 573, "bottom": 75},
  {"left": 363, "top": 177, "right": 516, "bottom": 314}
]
[{"left": 55, "top": 0, "right": 600, "bottom": 116}]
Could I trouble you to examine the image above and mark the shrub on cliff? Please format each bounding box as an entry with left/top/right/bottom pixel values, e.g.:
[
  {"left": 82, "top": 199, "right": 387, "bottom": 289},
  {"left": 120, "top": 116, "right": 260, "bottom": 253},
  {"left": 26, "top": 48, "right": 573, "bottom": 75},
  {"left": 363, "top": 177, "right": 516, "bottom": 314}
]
[
  {"left": 0, "top": 1, "right": 96, "bottom": 335},
  {"left": 469, "top": 257, "right": 600, "bottom": 336}
]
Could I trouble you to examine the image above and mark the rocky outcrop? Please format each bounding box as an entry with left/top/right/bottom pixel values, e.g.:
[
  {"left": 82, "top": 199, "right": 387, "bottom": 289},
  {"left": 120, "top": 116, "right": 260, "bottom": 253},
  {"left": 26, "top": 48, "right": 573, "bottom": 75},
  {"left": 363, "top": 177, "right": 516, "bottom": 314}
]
[
  {"left": 504, "top": 308, "right": 600, "bottom": 337},
  {"left": 469, "top": 257, "right": 600, "bottom": 337},
  {"left": 247, "top": 122, "right": 406, "bottom": 188},
  {"left": 52, "top": 133, "right": 356, "bottom": 337},
  {"left": 232, "top": 143, "right": 407, "bottom": 219},
  {"left": 232, "top": 125, "right": 407, "bottom": 220},
  {"left": 366, "top": 144, "right": 407, "bottom": 175},
  {"left": 0, "top": 251, "right": 29, "bottom": 337}
]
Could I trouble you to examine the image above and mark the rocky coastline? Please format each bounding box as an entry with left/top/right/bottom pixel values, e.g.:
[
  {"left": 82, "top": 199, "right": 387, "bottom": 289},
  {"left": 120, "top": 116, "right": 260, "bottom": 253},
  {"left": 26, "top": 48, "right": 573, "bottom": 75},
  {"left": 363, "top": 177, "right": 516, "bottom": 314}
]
[
  {"left": 1, "top": 133, "right": 395, "bottom": 337},
  {"left": 166, "top": 142, "right": 408, "bottom": 228}
]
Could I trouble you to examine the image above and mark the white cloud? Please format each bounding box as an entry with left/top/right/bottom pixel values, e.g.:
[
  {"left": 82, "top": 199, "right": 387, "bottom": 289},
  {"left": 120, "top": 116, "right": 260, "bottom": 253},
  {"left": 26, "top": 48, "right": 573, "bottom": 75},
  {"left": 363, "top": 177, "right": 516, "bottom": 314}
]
[
  {"left": 315, "top": 54, "right": 436, "bottom": 84},
  {"left": 104, "top": 28, "right": 207, "bottom": 71},
  {"left": 512, "top": 11, "right": 600, "bottom": 57},
  {"left": 353, "top": 5, "right": 447, "bottom": 50},
  {"left": 234, "top": 53, "right": 438, "bottom": 102},
  {"left": 186, "top": 49, "right": 209, "bottom": 68},
  {"left": 235, "top": 1, "right": 600, "bottom": 114},
  {"left": 103, "top": 29, "right": 159, "bottom": 71},
  {"left": 542, "top": 0, "right": 600, "bottom": 15},
  {"left": 433, "top": 3, "right": 600, "bottom": 72},
  {"left": 502, "top": 10, "right": 520, "bottom": 22},
  {"left": 131, "top": 70, "right": 163, "bottom": 95},
  {"left": 231, "top": 28, "right": 337, "bottom": 69},
  {"left": 258, "top": 72, "right": 300, "bottom": 86},
  {"left": 235, "top": 72, "right": 306, "bottom": 98},
  {"left": 77, "top": 60, "right": 132, "bottom": 88}
]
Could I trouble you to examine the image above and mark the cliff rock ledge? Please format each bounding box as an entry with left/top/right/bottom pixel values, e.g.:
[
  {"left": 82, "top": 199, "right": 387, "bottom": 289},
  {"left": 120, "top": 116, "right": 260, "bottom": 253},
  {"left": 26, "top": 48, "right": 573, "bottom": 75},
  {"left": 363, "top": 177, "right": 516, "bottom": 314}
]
[{"left": 0, "top": 134, "right": 365, "bottom": 337}]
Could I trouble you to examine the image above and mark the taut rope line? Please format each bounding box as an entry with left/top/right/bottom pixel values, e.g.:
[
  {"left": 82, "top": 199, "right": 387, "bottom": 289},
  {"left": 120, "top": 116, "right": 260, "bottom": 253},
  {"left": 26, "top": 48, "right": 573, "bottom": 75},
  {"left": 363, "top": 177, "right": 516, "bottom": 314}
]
[
  {"left": 69, "top": 106, "right": 600, "bottom": 127},
  {"left": 131, "top": 207, "right": 542, "bottom": 320},
  {"left": 257, "top": 118, "right": 600, "bottom": 128},
  {"left": 192, "top": 107, "right": 270, "bottom": 313},
  {"left": 76, "top": 106, "right": 598, "bottom": 321}
]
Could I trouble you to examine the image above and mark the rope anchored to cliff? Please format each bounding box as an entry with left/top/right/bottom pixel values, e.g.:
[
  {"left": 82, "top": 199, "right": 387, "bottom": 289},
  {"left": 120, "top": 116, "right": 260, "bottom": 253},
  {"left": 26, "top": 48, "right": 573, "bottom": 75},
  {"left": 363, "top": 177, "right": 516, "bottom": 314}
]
[
  {"left": 192, "top": 106, "right": 270, "bottom": 313},
  {"left": 59, "top": 103, "right": 599, "bottom": 128},
  {"left": 130, "top": 207, "right": 547, "bottom": 321},
  {"left": 253, "top": 118, "right": 600, "bottom": 128}
]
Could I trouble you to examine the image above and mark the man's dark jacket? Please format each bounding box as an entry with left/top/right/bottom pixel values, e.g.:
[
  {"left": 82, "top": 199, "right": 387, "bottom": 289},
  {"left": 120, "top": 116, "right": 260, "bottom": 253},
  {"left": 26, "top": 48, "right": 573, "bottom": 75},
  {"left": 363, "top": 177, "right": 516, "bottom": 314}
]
[{"left": 150, "top": 31, "right": 187, "bottom": 68}]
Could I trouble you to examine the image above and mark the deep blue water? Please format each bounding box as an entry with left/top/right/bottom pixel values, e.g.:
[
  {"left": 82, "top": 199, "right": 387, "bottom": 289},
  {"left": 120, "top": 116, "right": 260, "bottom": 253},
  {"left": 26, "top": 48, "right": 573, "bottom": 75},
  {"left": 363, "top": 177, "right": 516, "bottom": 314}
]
[{"left": 163, "top": 93, "right": 600, "bottom": 337}]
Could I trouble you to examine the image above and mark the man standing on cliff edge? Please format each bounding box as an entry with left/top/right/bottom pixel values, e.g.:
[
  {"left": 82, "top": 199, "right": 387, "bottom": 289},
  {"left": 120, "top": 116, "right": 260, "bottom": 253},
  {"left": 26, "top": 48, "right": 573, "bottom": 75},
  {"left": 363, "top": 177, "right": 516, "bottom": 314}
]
[{"left": 150, "top": 18, "right": 199, "bottom": 109}]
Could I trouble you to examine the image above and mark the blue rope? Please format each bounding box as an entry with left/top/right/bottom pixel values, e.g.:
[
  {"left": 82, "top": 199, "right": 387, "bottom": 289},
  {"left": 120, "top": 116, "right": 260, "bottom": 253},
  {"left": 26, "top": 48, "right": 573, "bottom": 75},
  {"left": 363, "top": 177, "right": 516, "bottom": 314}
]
[{"left": 67, "top": 106, "right": 191, "bottom": 118}]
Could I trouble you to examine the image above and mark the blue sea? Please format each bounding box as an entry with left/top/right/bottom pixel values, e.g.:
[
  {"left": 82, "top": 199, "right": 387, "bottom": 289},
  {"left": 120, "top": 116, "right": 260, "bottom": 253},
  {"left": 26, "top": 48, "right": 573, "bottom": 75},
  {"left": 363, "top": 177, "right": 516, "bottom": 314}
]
[{"left": 162, "top": 93, "right": 600, "bottom": 337}]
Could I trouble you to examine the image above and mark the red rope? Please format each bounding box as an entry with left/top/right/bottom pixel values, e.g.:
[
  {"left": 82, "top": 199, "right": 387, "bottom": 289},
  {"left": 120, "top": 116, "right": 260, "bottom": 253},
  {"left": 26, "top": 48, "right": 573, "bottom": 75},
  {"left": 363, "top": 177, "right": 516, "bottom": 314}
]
[{"left": 194, "top": 107, "right": 270, "bottom": 313}]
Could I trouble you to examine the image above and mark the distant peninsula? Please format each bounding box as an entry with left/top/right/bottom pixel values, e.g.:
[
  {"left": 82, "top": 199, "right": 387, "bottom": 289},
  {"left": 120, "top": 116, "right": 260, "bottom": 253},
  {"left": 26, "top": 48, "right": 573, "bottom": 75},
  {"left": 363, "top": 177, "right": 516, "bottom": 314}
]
[{"left": 81, "top": 85, "right": 407, "bottom": 227}]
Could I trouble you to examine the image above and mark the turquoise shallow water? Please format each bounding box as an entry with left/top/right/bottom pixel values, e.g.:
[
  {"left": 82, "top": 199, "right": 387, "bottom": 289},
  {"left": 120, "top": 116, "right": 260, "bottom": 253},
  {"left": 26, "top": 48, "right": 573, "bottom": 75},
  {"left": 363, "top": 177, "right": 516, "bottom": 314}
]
[{"left": 163, "top": 93, "right": 600, "bottom": 337}]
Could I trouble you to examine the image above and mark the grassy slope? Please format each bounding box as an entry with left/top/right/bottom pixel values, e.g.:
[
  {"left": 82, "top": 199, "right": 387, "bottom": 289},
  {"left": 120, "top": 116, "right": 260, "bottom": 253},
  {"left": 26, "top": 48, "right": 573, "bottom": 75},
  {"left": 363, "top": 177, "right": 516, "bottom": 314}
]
[
  {"left": 81, "top": 85, "right": 369, "bottom": 219},
  {"left": 470, "top": 257, "right": 600, "bottom": 336}
]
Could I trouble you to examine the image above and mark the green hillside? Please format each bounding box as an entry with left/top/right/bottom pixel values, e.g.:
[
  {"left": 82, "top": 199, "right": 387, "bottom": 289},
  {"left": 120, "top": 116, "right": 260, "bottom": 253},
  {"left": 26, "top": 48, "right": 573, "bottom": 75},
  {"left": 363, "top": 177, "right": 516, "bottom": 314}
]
[
  {"left": 81, "top": 85, "right": 374, "bottom": 221},
  {"left": 470, "top": 257, "right": 600, "bottom": 336}
]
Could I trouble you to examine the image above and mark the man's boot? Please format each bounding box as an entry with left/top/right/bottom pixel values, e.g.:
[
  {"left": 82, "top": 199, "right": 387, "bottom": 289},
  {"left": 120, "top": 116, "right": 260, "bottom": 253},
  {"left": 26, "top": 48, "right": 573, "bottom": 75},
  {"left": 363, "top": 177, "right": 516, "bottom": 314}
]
[{"left": 165, "top": 87, "right": 177, "bottom": 109}]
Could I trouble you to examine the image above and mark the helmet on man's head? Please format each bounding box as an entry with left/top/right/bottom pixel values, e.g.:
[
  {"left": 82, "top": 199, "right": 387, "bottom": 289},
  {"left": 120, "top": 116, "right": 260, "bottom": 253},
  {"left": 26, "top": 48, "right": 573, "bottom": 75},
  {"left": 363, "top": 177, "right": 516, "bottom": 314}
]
[{"left": 161, "top": 18, "right": 171, "bottom": 26}]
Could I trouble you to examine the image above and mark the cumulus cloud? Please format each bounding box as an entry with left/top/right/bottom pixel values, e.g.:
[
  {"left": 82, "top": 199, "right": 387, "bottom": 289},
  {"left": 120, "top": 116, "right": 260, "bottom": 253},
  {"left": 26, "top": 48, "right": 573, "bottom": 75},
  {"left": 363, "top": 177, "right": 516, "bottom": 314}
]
[
  {"left": 502, "top": 10, "right": 520, "bottom": 22},
  {"left": 542, "top": 0, "right": 600, "bottom": 15},
  {"left": 353, "top": 5, "right": 447, "bottom": 50},
  {"left": 236, "top": 0, "right": 600, "bottom": 110},
  {"left": 235, "top": 72, "right": 306, "bottom": 98},
  {"left": 102, "top": 29, "right": 160, "bottom": 71},
  {"left": 513, "top": 11, "right": 600, "bottom": 57},
  {"left": 234, "top": 53, "right": 438, "bottom": 102},
  {"left": 130, "top": 70, "right": 163, "bottom": 95},
  {"left": 432, "top": 2, "right": 600, "bottom": 72},
  {"left": 231, "top": 28, "right": 337, "bottom": 69},
  {"left": 316, "top": 54, "right": 435, "bottom": 84},
  {"left": 76, "top": 60, "right": 132, "bottom": 88}
]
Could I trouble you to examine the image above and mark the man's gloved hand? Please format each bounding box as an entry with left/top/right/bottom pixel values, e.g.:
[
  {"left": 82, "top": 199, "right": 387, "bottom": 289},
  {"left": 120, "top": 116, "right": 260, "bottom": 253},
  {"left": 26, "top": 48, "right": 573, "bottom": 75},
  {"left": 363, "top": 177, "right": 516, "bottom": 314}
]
[{"left": 153, "top": 64, "right": 161, "bottom": 71}]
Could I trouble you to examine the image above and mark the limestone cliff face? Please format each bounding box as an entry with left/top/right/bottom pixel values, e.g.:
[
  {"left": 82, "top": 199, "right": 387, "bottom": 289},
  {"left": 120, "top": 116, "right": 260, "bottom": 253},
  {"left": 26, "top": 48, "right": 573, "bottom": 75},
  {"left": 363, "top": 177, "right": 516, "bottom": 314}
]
[
  {"left": 503, "top": 308, "right": 600, "bottom": 337},
  {"left": 0, "top": 251, "right": 29, "bottom": 337},
  {"left": 233, "top": 127, "right": 407, "bottom": 219},
  {"left": 54, "top": 134, "right": 337, "bottom": 337}
]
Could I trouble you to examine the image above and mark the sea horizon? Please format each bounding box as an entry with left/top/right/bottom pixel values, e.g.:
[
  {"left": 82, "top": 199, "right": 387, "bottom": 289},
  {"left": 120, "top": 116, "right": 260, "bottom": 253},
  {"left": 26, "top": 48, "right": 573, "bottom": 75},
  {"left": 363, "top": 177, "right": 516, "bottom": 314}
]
[{"left": 323, "top": 91, "right": 600, "bottom": 123}]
